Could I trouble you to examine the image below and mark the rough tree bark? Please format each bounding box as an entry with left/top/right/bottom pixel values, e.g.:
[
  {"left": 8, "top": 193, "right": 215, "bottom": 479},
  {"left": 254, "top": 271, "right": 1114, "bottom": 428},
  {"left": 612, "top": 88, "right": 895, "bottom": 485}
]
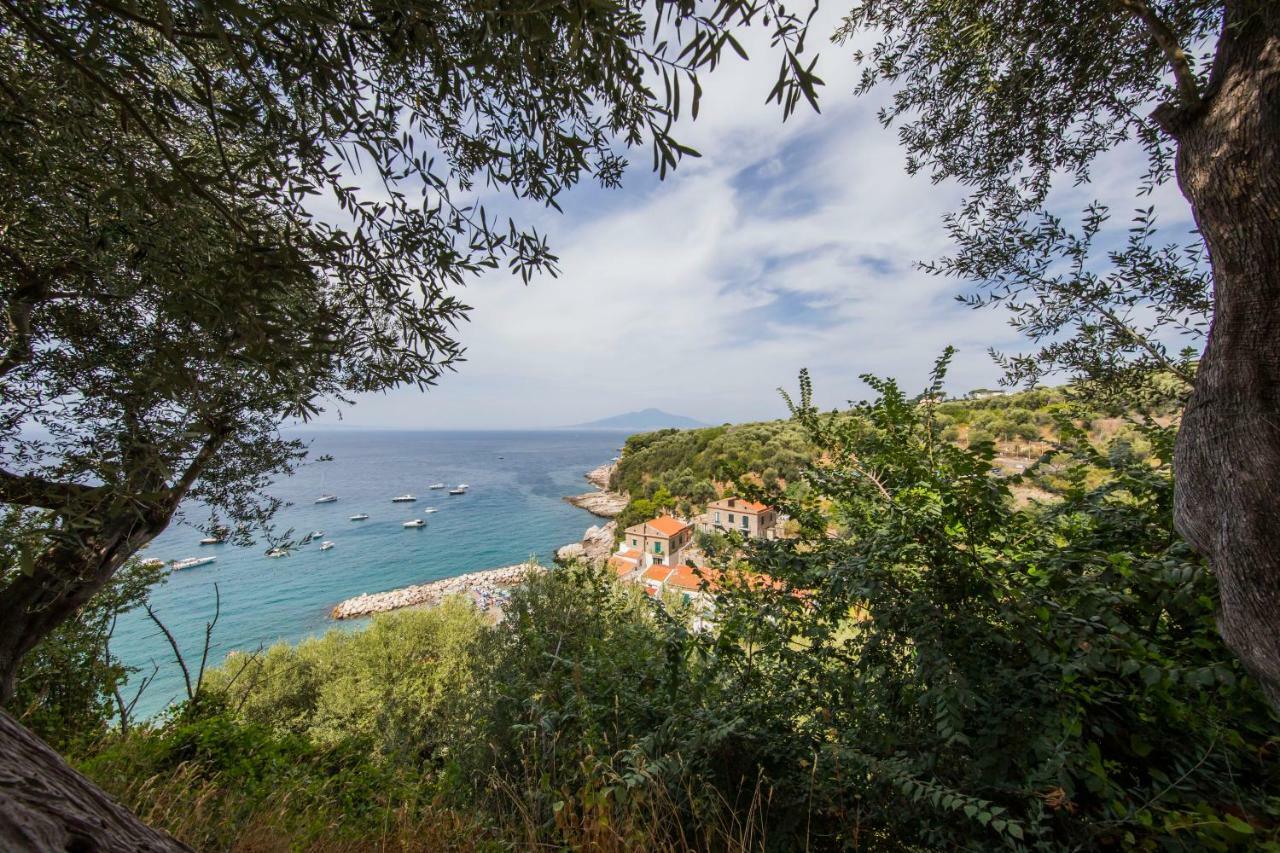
[
  {"left": 0, "top": 503, "right": 173, "bottom": 705},
  {"left": 0, "top": 707, "right": 190, "bottom": 851},
  {"left": 1171, "top": 1, "right": 1280, "bottom": 703},
  {"left": 0, "top": 428, "right": 225, "bottom": 705}
]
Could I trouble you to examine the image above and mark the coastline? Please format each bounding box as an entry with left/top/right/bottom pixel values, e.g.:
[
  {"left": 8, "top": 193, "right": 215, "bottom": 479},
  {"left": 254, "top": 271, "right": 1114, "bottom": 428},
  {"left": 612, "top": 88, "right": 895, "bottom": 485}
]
[
  {"left": 330, "top": 562, "right": 545, "bottom": 619},
  {"left": 329, "top": 460, "right": 624, "bottom": 621},
  {"left": 564, "top": 462, "right": 628, "bottom": 517}
]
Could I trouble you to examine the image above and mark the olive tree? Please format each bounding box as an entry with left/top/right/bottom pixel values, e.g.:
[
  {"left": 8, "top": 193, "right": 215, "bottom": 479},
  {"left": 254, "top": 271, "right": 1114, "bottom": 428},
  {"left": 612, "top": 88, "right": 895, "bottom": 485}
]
[
  {"left": 834, "top": 1, "right": 1280, "bottom": 701},
  {"left": 0, "top": 0, "right": 821, "bottom": 702}
]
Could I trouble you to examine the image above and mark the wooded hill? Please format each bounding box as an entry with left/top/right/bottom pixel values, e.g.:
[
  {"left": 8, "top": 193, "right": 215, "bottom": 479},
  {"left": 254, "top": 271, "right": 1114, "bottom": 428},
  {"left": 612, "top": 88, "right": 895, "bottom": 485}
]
[{"left": 608, "top": 383, "right": 1181, "bottom": 533}]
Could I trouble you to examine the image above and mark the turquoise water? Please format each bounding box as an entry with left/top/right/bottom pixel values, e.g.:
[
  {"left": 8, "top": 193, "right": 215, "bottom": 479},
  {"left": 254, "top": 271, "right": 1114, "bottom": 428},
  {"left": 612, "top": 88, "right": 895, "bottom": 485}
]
[{"left": 113, "top": 429, "right": 626, "bottom": 718}]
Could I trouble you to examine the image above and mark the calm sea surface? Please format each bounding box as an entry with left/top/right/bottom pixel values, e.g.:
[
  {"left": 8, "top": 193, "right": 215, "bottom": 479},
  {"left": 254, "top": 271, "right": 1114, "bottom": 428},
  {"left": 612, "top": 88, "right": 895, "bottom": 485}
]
[{"left": 113, "top": 429, "right": 626, "bottom": 719}]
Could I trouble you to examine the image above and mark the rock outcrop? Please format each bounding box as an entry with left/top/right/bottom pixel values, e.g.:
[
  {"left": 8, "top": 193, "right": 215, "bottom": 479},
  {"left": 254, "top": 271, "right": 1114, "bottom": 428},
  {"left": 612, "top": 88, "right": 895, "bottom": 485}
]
[
  {"left": 564, "top": 490, "right": 629, "bottom": 517},
  {"left": 585, "top": 462, "right": 615, "bottom": 490},
  {"left": 555, "top": 521, "right": 617, "bottom": 566},
  {"left": 565, "top": 461, "right": 627, "bottom": 517}
]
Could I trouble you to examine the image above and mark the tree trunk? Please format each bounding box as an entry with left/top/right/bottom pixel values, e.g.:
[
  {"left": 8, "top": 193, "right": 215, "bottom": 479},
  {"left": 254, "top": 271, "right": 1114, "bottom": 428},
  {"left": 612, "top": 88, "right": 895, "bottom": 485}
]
[
  {"left": 1172, "top": 4, "right": 1280, "bottom": 703},
  {"left": 0, "top": 510, "right": 171, "bottom": 706},
  {"left": 0, "top": 707, "right": 191, "bottom": 851}
]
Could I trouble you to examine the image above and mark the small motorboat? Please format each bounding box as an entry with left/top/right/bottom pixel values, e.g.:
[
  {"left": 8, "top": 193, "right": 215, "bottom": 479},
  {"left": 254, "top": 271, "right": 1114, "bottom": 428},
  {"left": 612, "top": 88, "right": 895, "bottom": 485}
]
[
  {"left": 391, "top": 494, "right": 417, "bottom": 502},
  {"left": 448, "top": 485, "right": 468, "bottom": 495},
  {"left": 198, "top": 536, "right": 224, "bottom": 546},
  {"left": 310, "top": 530, "right": 325, "bottom": 538},
  {"left": 428, "top": 483, "right": 445, "bottom": 490},
  {"left": 423, "top": 507, "right": 439, "bottom": 514},
  {"left": 403, "top": 519, "right": 425, "bottom": 528},
  {"left": 171, "top": 556, "right": 217, "bottom": 571},
  {"left": 320, "top": 541, "right": 335, "bottom": 551},
  {"left": 265, "top": 547, "right": 287, "bottom": 559},
  {"left": 349, "top": 513, "right": 370, "bottom": 521},
  {"left": 314, "top": 494, "right": 338, "bottom": 504}
]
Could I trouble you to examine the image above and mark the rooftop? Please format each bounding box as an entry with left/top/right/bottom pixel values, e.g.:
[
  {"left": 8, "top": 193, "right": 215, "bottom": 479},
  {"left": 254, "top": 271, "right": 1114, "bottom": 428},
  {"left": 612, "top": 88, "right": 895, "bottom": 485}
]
[
  {"left": 637, "top": 515, "right": 689, "bottom": 537},
  {"left": 709, "top": 497, "right": 771, "bottom": 514}
]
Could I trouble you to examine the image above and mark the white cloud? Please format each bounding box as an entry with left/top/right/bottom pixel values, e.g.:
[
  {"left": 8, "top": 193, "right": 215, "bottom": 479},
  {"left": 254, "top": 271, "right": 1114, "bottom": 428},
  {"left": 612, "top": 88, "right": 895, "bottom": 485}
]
[{"left": 314, "top": 12, "right": 1199, "bottom": 429}]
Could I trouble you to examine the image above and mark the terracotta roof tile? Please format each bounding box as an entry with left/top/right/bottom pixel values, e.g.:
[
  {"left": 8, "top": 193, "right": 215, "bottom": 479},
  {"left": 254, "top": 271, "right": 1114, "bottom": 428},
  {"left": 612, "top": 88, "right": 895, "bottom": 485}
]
[
  {"left": 643, "top": 564, "right": 674, "bottom": 583},
  {"left": 645, "top": 516, "right": 689, "bottom": 537}
]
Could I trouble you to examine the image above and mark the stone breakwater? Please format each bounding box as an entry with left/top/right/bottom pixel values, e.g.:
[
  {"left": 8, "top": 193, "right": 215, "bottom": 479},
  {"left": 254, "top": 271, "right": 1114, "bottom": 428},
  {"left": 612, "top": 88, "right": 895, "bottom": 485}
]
[{"left": 330, "top": 562, "right": 545, "bottom": 620}]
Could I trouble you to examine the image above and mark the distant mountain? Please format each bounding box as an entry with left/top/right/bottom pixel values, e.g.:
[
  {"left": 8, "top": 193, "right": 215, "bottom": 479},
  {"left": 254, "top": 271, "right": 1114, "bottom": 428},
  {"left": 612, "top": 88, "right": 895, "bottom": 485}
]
[{"left": 567, "top": 408, "right": 709, "bottom": 431}]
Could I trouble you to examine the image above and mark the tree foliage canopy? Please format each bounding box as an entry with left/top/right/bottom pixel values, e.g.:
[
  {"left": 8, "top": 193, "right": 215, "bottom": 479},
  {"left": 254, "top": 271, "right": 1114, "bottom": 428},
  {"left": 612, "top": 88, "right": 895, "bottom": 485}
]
[{"left": 834, "top": 0, "right": 1222, "bottom": 399}]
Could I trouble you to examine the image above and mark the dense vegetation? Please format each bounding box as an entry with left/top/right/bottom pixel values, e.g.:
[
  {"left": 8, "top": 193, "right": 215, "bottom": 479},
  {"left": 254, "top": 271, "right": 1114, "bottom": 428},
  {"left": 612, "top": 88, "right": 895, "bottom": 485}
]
[
  {"left": 609, "top": 380, "right": 1181, "bottom": 535},
  {"left": 610, "top": 420, "right": 814, "bottom": 532},
  {"left": 35, "top": 361, "right": 1275, "bottom": 851}
]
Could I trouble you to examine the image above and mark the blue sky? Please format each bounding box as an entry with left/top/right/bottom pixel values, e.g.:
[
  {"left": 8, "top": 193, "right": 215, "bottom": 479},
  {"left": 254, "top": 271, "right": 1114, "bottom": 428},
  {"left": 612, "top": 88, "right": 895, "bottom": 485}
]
[{"left": 310, "top": 12, "right": 1198, "bottom": 430}]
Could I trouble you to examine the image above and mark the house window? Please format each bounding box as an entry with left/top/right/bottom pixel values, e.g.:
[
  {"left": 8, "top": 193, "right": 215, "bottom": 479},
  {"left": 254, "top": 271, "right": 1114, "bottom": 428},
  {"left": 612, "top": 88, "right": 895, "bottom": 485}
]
[
  {"left": 728, "top": 514, "right": 734, "bottom": 524},
  {"left": 631, "top": 538, "right": 637, "bottom": 546},
  {"left": 654, "top": 541, "right": 662, "bottom": 553},
  {"left": 741, "top": 516, "right": 749, "bottom": 530},
  {"left": 714, "top": 511, "right": 720, "bottom": 523}
]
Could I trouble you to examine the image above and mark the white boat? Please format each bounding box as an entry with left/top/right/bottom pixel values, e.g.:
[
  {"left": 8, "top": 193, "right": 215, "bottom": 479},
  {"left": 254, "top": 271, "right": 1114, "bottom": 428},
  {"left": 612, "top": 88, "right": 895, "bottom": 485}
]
[
  {"left": 139, "top": 558, "right": 165, "bottom": 570},
  {"left": 448, "top": 486, "right": 467, "bottom": 495},
  {"left": 423, "top": 507, "right": 439, "bottom": 514},
  {"left": 198, "top": 536, "right": 224, "bottom": 546},
  {"left": 403, "top": 519, "right": 425, "bottom": 528},
  {"left": 265, "top": 547, "right": 287, "bottom": 559},
  {"left": 349, "top": 513, "right": 369, "bottom": 521},
  {"left": 310, "top": 530, "right": 325, "bottom": 538},
  {"left": 428, "top": 483, "right": 445, "bottom": 490},
  {"left": 314, "top": 494, "right": 338, "bottom": 504},
  {"left": 320, "top": 541, "right": 335, "bottom": 551},
  {"left": 391, "top": 494, "right": 417, "bottom": 502},
  {"left": 171, "top": 556, "right": 216, "bottom": 571}
]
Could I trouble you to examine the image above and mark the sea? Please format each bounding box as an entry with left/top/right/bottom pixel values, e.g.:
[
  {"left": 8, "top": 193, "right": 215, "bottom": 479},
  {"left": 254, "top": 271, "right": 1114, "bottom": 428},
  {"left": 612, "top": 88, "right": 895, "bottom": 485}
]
[{"left": 112, "top": 429, "right": 627, "bottom": 720}]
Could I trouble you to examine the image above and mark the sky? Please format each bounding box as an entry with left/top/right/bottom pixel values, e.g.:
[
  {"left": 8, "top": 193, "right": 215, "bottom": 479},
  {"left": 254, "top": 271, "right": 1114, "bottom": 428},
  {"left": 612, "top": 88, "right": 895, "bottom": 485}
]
[{"left": 310, "top": 10, "right": 1197, "bottom": 431}]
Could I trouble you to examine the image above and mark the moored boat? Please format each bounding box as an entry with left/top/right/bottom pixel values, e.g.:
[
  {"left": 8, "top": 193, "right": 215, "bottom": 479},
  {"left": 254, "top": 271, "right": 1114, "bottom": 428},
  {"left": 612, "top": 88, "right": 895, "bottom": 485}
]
[
  {"left": 428, "top": 483, "right": 445, "bottom": 490},
  {"left": 320, "top": 541, "right": 335, "bottom": 551},
  {"left": 171, "top": 556, "right": 216, "bottom": 571},
  {"left": 314, "top": 494, "right": 338, "bottom": 504},
  {"left": 265, "top": 547, "right": 287, "bottom": 558},
  {"left": 199, "top": 536, "right": 224, "bottom": 546},
  {"left": 402, "top": 519, "right": 425, "bottom": 528},
  {"left": 391, "top": 494, "right": 417, "bottom": 502},
  {"left": 349, "top": 513, "right": 370, "bottom": 521},
  {"left": 423, "top": 507, "right": 438, "bottom": 513}
]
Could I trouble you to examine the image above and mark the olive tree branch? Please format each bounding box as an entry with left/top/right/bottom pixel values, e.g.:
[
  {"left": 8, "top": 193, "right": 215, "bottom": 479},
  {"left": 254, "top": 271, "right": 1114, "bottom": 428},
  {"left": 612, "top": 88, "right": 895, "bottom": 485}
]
[
  {"left": 1115, "top": 0, "right": 1202, "bottom": 105},
  {"left": 0, "top": 0, "right": 247, "bottom": 235}
]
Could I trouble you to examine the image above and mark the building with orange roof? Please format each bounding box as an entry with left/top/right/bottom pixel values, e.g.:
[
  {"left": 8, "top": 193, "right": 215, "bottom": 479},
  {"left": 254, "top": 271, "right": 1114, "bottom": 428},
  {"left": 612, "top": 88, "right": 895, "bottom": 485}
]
[
  {"left": 700, "top": 497, "right": 779, "bottom": 539},
  {"left": 623, "top": 515, "right": 693, "bottom": 567},
  {"left": 607, "top": 548, "right": 643, "bottom": 580}
]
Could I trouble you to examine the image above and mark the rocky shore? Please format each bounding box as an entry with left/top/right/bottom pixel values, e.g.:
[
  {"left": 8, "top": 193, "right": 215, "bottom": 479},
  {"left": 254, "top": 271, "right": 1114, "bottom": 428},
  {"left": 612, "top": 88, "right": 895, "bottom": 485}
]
[
  {"left": 564, "top": 461, "right": 628, "bottom": 518},
  {"left": 585, "top": 462, "right": 614, "bottom": 490},
  {"left": 556, "top": 521, "right": 616, "bottom": 565},
  {"left": 330, "top": 562, "right": 545, "bottom": 620}
]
